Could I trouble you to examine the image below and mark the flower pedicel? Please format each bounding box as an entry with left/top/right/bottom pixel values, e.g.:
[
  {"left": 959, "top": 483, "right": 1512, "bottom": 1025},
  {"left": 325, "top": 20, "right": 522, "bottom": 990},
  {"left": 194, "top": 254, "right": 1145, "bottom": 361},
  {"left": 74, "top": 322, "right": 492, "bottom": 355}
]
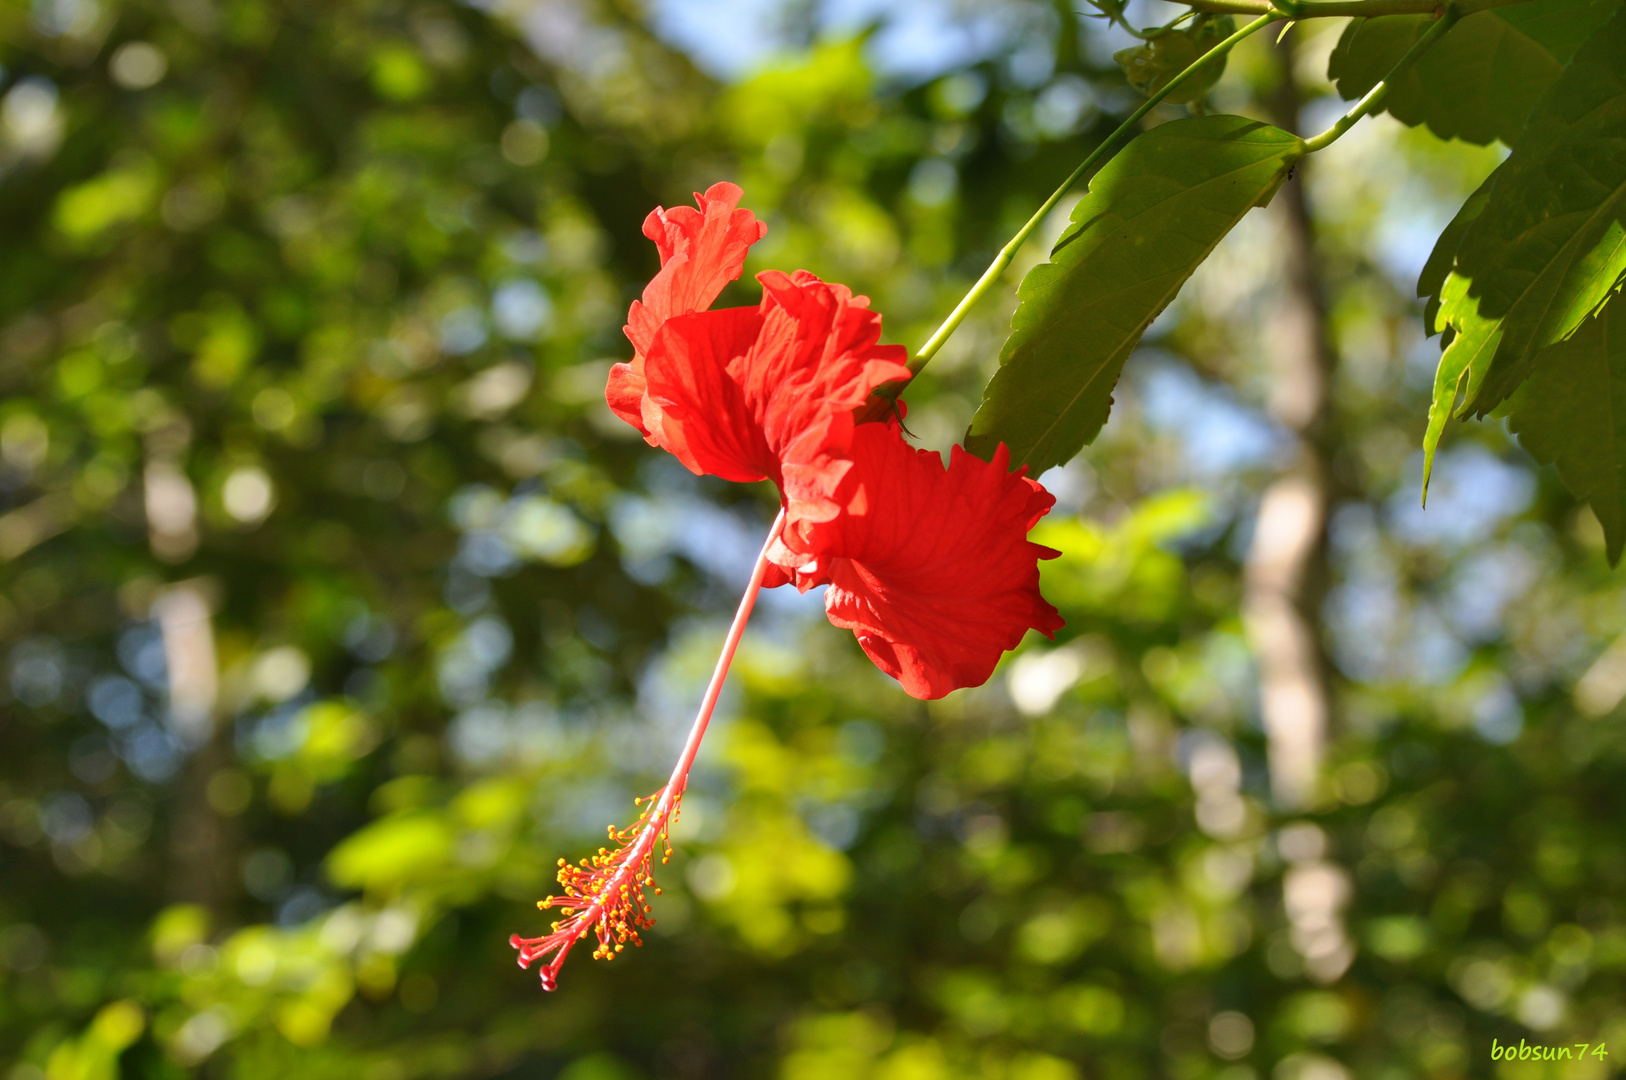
[{"left": 512, "top": 183, "right": 1062, "bottom": 989}]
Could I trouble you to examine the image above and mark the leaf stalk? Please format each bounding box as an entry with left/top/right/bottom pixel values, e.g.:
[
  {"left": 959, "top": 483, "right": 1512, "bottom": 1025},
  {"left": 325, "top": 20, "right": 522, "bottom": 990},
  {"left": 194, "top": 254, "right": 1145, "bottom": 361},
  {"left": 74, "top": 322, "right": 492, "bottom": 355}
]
[{"left": 1301, "top": 3, "right": 1461, "bottom": 152}]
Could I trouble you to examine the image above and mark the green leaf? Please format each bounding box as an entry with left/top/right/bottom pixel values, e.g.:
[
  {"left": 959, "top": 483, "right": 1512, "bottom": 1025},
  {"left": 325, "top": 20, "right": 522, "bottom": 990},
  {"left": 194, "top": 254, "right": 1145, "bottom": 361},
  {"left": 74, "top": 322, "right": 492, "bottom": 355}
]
[
  {"left": 1418, "top": 170, "right": 1504, "bottom": 499},
  {"left": 965, "top": 115, "right": 1303, "bottom": 474},
  {"left": 1507, "top": 298, "right": 1626, "bottom": 563},
  {"left": 1328, "top": 0, "right": 1621, "bottom": 147},
  {"left": 1418, "top": 167, "right": 1497, "bottom": 335},
  {"left": 1421, "top": 332, "right": 1473, "bottom": 504},
  {"left": 1422, "top": 9, "right": 1626, "bottom": 488}
]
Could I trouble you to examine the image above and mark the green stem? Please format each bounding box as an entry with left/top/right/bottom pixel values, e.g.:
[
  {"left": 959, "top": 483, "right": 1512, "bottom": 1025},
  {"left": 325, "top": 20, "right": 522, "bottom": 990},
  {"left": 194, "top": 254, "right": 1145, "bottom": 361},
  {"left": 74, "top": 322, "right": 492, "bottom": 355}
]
[
  {"left": 903, "top": 12, "right": 1275, "bottom": 379},
  {"left": 1301, "top": 5, "right": 1460, "bottom": 152}
]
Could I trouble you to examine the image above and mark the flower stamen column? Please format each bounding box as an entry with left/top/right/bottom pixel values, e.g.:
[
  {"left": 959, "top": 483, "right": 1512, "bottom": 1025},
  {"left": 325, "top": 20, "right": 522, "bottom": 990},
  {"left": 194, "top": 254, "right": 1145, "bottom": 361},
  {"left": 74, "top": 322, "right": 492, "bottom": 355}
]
[{"left": 510, "top": 510, "right": 787, "bottom": 989}]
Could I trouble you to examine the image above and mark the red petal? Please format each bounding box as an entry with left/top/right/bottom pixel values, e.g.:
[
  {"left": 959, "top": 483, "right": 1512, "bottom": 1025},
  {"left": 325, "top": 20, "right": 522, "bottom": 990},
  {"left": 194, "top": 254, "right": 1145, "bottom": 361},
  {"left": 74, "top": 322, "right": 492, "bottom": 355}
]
[
  {"left": 750, "top": 271, "right": 910, "bottom": 517},
  {"left": 641, "top": 307, "right": 772, "bottom": 483},
  {"left": 605, "top": 361, "right": 651, "bottom": 438},
  {"left": 810, "top": 424, "right": 1064, "bottom": 700},
  {"left": 641, "top": 271, "right": 910, "bottom": 526},
  {"left": 610, "top": 183, "right": 767, "bottom": 439},
  {"left": 624, "top": 183, "right": 767, "bottom": 360}
]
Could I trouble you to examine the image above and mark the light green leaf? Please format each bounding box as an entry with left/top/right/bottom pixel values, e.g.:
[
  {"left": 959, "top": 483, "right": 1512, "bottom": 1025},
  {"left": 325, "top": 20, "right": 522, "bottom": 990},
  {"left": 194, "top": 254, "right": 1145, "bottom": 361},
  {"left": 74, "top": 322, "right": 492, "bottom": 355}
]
[
  {"left": 964, "top": 115, "right": 1303, "bottom": 474},
  {"left": 1423, "top": 9, "right": 1626, "bottom": 488},
  {"left": 1420, "top": 283, "right": 1479, "bottom": 503},
  {"left": 1507, "top": 298, "right": 1626, "bottom": 564},
  {"left": 52, "top": 157, "right": 159, "bottom": 241},
  {"left": 1328, "top": 0, "right": 1621, "bottom": 147},
  {"left": 326, "top": 811, "right": 454, "bottom": 893},
  {"left": 1418, "top": 167, "right": 1497, "bottom": 335}
]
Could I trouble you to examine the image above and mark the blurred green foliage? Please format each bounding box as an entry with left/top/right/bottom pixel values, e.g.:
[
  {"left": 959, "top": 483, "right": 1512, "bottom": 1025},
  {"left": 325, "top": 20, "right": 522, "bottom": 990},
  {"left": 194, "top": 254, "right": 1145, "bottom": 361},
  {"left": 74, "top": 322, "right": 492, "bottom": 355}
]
[{"left": 1, "top": 0, "right": 1625, "bottom": 1079}]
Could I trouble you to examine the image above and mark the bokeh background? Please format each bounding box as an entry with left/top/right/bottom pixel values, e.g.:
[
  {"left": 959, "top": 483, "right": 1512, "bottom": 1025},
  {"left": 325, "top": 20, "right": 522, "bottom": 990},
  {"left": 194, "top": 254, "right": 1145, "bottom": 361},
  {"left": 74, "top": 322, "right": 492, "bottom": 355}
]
[{"left": 2, "top": 0, "right": 1623, "bottom": 1078}]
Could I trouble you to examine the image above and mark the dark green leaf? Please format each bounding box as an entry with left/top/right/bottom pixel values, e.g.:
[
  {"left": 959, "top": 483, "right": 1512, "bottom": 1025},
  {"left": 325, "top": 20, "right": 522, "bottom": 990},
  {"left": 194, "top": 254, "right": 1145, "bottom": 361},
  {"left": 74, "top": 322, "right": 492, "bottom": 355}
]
[
  {"left": 1328, "top": 0, "right": 1621, "bottom": 147},
  {"left": 964, "top": 115, "right": 1303, "bottom": 474},
  {"left": 1423, "top": 8, "right": 1626, "bottom": 490},
  {"left": 1508, "top": 298, "right": 1626, "bottom": 563},
  {"left": 1499, "top": 0, "right": 1624, "bottom": 63}
]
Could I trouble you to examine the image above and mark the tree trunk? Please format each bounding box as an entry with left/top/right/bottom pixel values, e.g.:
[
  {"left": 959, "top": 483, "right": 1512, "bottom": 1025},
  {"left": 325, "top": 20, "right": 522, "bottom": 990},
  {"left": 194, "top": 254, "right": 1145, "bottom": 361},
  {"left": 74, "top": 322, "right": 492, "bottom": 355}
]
[
  {"left": 155, "top": 581, "right": 236, "bottom": 914},
  {"left": 1244, "top": 32, "right": 1338, "bottom": 813}
]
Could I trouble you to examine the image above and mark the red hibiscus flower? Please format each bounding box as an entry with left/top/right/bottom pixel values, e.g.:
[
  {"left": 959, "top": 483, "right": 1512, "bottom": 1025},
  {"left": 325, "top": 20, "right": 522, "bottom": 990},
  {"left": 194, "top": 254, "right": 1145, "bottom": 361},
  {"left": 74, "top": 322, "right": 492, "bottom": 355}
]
[
  {"left": 786, "top": 422, "right": 1065, "bottom": 699},
  {"left": 520, "top": 183, "right": 1064, "bottom": 993},
  {"left": 606, "top": 182, "right": 768, "bottom": 437}
]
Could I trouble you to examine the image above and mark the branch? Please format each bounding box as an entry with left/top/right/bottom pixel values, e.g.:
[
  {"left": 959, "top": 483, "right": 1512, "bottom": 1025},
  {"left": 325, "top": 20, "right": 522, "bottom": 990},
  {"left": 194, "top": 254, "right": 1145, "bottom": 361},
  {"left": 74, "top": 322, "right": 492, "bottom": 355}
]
[{"left": 1183, "top": 0, "right": 1532, "bottom": 18}]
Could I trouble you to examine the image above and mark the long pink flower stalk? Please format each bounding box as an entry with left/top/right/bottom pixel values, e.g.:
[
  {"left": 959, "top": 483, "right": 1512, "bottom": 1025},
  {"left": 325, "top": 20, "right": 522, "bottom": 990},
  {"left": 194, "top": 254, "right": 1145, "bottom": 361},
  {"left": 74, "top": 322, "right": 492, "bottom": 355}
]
[{"left": 510, "top": 510, "right": 787, "bottom": 990}]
